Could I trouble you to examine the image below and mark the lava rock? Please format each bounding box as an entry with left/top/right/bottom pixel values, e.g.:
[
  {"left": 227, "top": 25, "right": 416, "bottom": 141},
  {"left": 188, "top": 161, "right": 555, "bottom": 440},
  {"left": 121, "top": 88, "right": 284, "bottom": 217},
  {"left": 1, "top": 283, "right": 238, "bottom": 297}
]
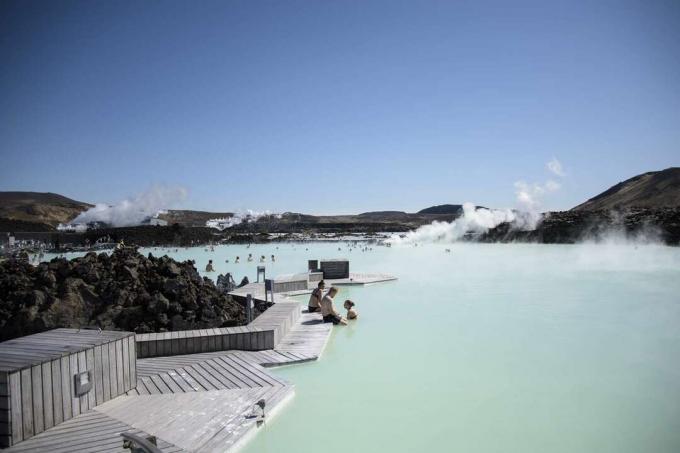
[{"left": 0, "top": 247, "right": 252, "bottom": 341}]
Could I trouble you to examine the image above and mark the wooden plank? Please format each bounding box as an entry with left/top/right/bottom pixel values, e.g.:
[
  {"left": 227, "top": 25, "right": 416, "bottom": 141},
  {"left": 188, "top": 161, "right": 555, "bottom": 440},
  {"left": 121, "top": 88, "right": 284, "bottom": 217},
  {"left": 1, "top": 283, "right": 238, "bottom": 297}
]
[
  {"left": 60, "top": 356, "right": 72, "bottom": 421},
  {"left": 93, "top": 346, "right": 103, "bottom": 406},
  {"left": 166, "top": 371, "right": 194, "bottom": 393},
  {"left": 9, "top": 372, "right": 22, "bottom": 443},
  {"left": 158, "top": 373, "right": 183, "bottom": 394},
  {"left": 121, "top": 337, "right": 130, "bottom": 391},
  {"left": 139, "top": 340, "right": 149, "bottom": 358},
  {"left": 20, "top": 368, "right": 33, "bottom": 439},
  {"left": 128, "top": 336, "right": 136, "bottom": 390},
  {"left": 171, "top": 331, "right": 180, "bottom": 355},
  {"left": 182, "top": 366, "right": 216, "bottom": 391},
  {"left": 69, "top": 354, "right": 79, "bottom": 418},
  {"left": 115, "top": 340, "right": 124, "bottom": 396},
  {"left": 208, "top": 358, "right": 253, "bottom": 388},
  {"left": 77, "top": 351, "right": 87, "bottom": 414},
  {"left": 139, "top": 376, "right": 160, "bottom": 395},
  {"left": 107, "top": 342, "right": 116, "bottom": 399},
  {"left": 178, "top": 331, "right": 188, "bottom": 355},
  {"left": 50, "top": 359, "right": 63, "bottom": 426},
  {"left": 41, "top": 361, "right": 54, "bottom": 430},
  {"left": 192, "top": 362, "right": 235, "bottom": 389},
  {"left": 200, "top": 330, "right": 210, "bottom": 353},
  {"left": 148, "top": 375, "right": 172, "bottom": 394},
  {"left": 30, "top": 365, "right": 44, "bottom": 434},
  {"left": 85, "top": 348, "right": 95, "bottom": 410},
  {"left": 100, "top": 345, "right": 110, "bottom": 403}
]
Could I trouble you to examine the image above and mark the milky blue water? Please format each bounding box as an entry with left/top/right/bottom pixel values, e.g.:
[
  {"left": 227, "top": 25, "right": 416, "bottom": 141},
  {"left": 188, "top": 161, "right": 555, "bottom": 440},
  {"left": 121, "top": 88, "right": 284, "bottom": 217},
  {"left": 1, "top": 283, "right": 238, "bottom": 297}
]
[{"left": 48, "top": 242, "right": 680, "bottom": 452}]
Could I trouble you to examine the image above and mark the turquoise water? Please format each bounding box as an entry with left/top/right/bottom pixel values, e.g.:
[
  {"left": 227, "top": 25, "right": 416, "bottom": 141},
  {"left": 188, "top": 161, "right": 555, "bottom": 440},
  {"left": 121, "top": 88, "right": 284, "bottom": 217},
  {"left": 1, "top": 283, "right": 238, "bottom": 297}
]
[{"left": 49, "top": 242, "right": 680, "bottom": 452}]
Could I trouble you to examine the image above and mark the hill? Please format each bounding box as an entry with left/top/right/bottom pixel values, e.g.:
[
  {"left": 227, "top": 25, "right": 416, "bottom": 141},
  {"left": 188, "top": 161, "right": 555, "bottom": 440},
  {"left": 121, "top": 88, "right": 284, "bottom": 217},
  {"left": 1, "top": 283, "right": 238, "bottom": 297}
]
[
  {"left": 572, "top": 167, "right": 680, "bottom": 211},
  {"left": 0, "top": 191, "right": 92, "bottom": 229},
  {"left": 418, "top": 204, "right": 486, "bottom": 214}
]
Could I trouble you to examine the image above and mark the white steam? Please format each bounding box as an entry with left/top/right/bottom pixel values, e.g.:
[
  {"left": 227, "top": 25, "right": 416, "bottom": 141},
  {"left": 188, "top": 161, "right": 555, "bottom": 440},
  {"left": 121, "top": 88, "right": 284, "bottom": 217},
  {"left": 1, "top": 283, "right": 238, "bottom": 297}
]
[
  {"left": 388, "top": 203, "right": 519, "bottom": 244},
  {"left": 206, "top": 210, "right": 282, "bottom": 230},
  {"left": 68, "top": 186, "right": 187, "bottom": 228},
  {"left": 390, "top": 158, "right": 567, "bottom": 244},
  {"left": 547, "top": 157, "right": 565, "bottom": 177}
]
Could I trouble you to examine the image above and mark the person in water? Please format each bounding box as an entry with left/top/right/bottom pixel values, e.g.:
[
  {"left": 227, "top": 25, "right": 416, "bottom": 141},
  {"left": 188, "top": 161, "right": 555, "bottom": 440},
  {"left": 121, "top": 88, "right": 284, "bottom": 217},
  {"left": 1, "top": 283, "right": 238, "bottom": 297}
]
[
  {"left": 308, "top": 280, "right": 325, "bottom": 313},
  {"left": 344, "top": 300, "right": 358, "bottom": 320},
  {"left": 320, "top": 287, "right": 347, "bottom": 325},
  {"left": 271, "top": 254, "right": 275, "bottom": 262},
  {"left": 205, "top": 259, "right": 214, "bottom": 272},
  {"left": 247, "top": 253, "right": 253, "bottom": 262},
  {"left": 235, "top": 256, "right": 240, "bottom": 263}
]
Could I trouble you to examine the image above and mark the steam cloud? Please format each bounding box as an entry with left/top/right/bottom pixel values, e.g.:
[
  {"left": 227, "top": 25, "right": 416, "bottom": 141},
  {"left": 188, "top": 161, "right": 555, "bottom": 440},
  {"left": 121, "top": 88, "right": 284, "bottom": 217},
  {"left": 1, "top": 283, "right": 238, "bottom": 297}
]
[
  {"left": 389, "top": 158, "right": 566, "bottom": 244},
  {"left": 206, "top": 210, "right": 282, "bottom": 230},
  {"left": 66, "top": 186, "right": 187, "bottom": 228},
  {"left": 547, "top": 157, "right": 565, "bottom": 177}
]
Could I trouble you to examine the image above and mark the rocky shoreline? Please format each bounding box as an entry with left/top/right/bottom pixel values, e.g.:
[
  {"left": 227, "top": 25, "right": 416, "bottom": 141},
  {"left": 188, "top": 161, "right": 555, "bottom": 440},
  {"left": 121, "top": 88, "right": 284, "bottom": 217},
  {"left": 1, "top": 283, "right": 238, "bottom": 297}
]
[{"left": 0, "top": 248, "right": 260, "bottom": 341}]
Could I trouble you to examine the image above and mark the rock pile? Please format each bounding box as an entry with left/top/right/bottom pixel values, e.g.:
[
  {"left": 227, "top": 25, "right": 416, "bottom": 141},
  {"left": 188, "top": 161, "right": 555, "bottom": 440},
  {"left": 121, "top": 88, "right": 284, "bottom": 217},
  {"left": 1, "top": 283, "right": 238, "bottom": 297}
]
[{"left": 0, "top": 248, "right": 252, "bottom": 341}]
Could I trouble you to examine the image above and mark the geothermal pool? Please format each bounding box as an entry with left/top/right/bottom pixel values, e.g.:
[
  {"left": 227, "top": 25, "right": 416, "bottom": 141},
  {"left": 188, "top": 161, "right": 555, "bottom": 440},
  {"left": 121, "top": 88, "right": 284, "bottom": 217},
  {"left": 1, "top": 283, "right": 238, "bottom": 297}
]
[{"left": 51, "top": 242, "right": 680, "bottom": 452}]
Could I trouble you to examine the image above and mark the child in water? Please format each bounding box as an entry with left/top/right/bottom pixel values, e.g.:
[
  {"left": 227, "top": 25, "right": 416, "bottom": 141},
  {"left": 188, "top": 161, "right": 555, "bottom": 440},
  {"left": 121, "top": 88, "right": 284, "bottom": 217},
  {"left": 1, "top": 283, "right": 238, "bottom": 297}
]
[{"left": 344, "top": 300, "right": 358, "bottom": 320}]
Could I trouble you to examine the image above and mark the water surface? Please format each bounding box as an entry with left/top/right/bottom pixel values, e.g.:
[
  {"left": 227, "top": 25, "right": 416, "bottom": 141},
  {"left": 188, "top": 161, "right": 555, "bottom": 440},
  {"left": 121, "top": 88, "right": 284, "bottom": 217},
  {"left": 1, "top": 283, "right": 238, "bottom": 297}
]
[{"left": 50, "top": 242, "right": 680, "bottom": 452}]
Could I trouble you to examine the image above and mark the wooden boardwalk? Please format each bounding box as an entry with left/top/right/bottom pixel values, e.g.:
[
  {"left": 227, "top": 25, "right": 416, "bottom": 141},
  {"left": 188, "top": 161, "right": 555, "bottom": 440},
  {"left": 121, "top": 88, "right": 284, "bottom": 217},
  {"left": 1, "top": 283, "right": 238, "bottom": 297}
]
[
  {"left": 229, "top": 272, "right": 397, "bottom": 300},
  {"left": 2, "top": 304, "right": 331, "bottom": 452}
]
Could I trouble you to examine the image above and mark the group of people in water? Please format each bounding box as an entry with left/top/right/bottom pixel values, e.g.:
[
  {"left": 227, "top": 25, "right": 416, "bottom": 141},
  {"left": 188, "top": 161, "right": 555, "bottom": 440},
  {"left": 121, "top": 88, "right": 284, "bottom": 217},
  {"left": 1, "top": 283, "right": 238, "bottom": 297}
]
[
  {"left": 307, "top": 280, "right": 357, "bottom": 325},
  {"left": 228, "top": 253, "right": 275, "bottom": 264},
  {"left": 205, "top": 253, "right": 276, "bottom": 271}
]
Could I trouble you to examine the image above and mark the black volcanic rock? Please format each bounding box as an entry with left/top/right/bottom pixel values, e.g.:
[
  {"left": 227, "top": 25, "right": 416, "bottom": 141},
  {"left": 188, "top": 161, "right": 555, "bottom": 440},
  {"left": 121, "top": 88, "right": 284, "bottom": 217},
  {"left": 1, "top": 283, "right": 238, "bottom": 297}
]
[
  {"left": 478, "top": 208, "right": 680, "bottom": 245},
  {"left": 0, "top": 248, "right": 254, "bottom": 341}
]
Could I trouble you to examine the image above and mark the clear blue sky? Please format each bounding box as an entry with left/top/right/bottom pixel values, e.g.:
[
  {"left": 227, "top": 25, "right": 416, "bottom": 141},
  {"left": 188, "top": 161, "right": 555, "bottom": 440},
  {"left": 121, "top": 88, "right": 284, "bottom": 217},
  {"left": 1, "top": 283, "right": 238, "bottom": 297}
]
[{"left": 1, "top": 0, "right": 678, "bottom": 214}]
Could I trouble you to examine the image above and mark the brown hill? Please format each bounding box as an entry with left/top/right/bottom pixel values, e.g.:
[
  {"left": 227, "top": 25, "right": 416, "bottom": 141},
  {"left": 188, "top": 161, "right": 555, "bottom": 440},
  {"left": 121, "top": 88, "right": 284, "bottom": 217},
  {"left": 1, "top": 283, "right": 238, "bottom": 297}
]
[
  {"left": 572, "top": 167, "right": 680, "bottom": 211},
  {"left": 0, "top": 191, "right": 92, "bottom": 228}
]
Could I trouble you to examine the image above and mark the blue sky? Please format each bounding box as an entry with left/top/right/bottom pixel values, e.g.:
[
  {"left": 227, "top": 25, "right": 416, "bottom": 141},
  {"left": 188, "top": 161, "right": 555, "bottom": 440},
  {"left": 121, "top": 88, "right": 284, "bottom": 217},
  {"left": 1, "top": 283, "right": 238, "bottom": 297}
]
[{"left": 1, "top": 0, "right": 678, "bottom": 214}]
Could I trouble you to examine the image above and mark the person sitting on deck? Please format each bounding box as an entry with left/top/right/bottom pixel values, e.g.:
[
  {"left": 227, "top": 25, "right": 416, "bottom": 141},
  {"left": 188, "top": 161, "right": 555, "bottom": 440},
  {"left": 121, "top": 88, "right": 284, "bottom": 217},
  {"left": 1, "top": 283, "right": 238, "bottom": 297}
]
[
  {"left": 308, "top": 280, "right": 325, "bottom": 313},
  {"left": 205, "top": 259, "right": 215, "bottom": 272},
  {"left": 321, "top": 287, "right": 347, "bottom": 325},
  {"left": 344, "top": 300, "right": 358, "bottom": 320}
]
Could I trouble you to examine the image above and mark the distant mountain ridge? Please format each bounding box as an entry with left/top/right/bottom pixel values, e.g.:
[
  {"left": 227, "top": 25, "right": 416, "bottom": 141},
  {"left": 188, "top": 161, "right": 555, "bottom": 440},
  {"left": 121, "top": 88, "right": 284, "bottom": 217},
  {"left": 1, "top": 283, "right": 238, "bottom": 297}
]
[
  {"left": 0, "top": 192, "right": 92, "bottom": 227},
  {"left": 572, "top": 167, "right": 680, "bottom": 211},
  {"left": 418, "top": 204, "right": 486, "bottom": 214},
  {"left": 2, "top": 168, "right": 679, "bottom": 234}
]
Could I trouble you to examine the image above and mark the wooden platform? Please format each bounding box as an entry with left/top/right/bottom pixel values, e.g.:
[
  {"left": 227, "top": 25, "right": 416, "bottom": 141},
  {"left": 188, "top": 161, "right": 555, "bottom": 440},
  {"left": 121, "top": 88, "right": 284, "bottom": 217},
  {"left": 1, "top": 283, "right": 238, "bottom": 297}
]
[
  {"left": 230, "top": 272, "right": 397, "bottom": 300},
  {"left": 2, "top": 304, "right": 331, "bottom": 452}
]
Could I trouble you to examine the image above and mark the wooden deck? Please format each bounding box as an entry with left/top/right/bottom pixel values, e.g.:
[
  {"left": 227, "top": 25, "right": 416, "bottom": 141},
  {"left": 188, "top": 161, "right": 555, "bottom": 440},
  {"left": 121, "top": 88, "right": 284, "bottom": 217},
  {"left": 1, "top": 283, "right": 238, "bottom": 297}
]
[
  {"left": 2, "top": 304, "right": 331, "bottom": 452},
  {"left": 230, "top": 272, "right": 397, "bottom": 300}
]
